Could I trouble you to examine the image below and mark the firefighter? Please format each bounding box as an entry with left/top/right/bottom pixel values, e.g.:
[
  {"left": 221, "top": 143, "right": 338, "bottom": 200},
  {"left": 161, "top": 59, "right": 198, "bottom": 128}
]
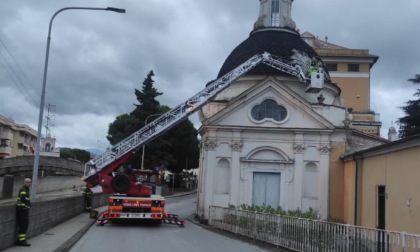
[
  {"left": 83, "top": 187, "right": 93, "bottom": 212},
  {"left": 307, "top": 59, "right": 318, "bottom": 78},
  {"left": 16, "top": 178, "right": 31, "bottom": 247}
]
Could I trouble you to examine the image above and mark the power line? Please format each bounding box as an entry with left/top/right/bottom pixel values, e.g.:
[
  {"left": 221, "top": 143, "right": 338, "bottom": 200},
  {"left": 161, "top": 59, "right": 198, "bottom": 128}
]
[
  {"left": 0, "top": 39, "right": 38, "bottom": 92},
  {"left": 0, "top": 58, "right": 35, "bottom": 105},
  {"left": 0, "top": 39, "right": 39, "bottom": 106}
]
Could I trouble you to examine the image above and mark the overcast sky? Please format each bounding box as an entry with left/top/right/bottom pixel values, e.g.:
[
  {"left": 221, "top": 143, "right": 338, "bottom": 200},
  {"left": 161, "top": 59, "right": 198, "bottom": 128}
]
[{"left": 1, "top": 0, "right": 419, "bottom": 150}]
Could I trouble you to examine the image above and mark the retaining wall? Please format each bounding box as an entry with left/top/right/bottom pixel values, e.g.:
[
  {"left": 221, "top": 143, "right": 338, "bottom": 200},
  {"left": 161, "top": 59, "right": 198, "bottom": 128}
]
[
  {"left": 0, "top": 176, "right": 85, "bottom": 199},
  {"left": 0, "top": 193, "right": 110, "bottom": 251}
]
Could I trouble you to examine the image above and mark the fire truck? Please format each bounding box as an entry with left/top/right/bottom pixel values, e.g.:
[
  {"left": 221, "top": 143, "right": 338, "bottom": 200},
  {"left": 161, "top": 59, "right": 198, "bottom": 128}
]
[
  {"left": 92, "top": 168, "right": 184, "bottom": 226},
  {"left": 81, "top": 52, "right": 328, "bottom": 226}
]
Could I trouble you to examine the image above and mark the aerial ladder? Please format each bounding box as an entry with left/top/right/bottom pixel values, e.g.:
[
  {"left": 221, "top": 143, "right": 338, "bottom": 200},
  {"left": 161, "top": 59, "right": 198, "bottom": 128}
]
[
  {"left": 82, "top": 52, "right": 327, "bottom": 189},
  {"left": 82, "top": 52, "right": 327, "bottom": 226}
]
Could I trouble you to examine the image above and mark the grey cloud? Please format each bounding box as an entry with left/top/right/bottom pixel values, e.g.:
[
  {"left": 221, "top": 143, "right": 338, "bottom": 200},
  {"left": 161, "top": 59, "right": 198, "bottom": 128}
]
[{"left": 1, "top": 0, "right": 418, "bottom": 148}]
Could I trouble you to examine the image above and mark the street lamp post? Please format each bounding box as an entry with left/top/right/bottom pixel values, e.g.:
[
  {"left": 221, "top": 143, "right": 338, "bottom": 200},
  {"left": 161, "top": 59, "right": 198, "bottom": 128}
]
[
  {"left": 31, "top": 6, "right": 125, "bottom": 202},
  {"left": 141, "top": 113, "right": 162, "bottom": 170}
]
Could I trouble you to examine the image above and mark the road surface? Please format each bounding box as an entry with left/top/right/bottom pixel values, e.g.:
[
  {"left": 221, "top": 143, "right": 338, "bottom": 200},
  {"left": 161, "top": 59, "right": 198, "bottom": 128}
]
[{"left": 69, "top": 194, "right": 272, "bottom": 252}]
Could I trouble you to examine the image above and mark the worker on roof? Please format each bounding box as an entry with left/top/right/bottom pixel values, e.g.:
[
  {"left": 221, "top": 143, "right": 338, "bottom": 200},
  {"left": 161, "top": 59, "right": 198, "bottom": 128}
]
[{"left": 307, "top": 59, "right": 318, "bottom": 78}]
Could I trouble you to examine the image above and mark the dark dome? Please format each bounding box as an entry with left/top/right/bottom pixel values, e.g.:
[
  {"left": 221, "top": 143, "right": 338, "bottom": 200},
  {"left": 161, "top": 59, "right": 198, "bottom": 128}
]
[{"left": 217, "top": 29, "right": 318, "bottom": 78}]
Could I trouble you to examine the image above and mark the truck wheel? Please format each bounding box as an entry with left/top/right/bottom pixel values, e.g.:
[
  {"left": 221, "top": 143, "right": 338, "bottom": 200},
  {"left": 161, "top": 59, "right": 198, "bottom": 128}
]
[{"left": 111, "top": 173, "right": 131, "bottom": 193}]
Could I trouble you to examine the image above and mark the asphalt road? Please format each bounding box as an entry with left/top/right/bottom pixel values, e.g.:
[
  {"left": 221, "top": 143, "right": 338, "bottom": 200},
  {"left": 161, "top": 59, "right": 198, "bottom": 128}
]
[{"left": 69, "top": 194, "right": 274, "bottom": 252}]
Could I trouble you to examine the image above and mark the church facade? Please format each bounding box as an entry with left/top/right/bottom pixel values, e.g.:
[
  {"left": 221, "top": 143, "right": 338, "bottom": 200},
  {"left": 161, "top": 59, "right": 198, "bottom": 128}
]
[{"left": 196, "top": 0, "right": 386, "bottom": 222}]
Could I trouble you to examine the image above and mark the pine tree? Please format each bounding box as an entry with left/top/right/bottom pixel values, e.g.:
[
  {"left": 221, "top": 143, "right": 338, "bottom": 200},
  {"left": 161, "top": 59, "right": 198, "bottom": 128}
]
[
  {"left": 397, "top": 74, "right": 420, "bottom": 138},
  {"left": 107, "top": 70, "right": 162, "bottom": 145},
  {"left": 131, "top": 70, "right": 162, "bottom": 122},
  {"left": 107, "top": 70, "right": 199, "bottom": 174}
]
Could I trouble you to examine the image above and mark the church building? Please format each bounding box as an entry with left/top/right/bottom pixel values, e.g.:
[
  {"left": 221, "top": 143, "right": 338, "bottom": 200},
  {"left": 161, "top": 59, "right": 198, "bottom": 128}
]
[{"left": 196, "top": 0, "right": 387, "bottom": 222}]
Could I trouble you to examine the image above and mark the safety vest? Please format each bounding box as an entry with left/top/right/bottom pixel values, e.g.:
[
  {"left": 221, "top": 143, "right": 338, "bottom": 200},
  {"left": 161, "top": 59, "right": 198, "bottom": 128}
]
[
  {"left": 83, "top": 188, "right": 93, "bottom": 197},
  {"left": 16, "top": 187, "right": 31, "bottom": 209},
  {"left": 307, "top": 65, "right": 318, "bottom": 77}
]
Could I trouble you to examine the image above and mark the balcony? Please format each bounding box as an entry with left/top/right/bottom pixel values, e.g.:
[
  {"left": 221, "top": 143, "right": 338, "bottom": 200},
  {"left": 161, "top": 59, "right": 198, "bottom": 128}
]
[
  {"left": 0, "top": 145, "right": 12, "bottom": 157},
  {"left": 0, "top": 131, "right": 14, "bottom": 141}
]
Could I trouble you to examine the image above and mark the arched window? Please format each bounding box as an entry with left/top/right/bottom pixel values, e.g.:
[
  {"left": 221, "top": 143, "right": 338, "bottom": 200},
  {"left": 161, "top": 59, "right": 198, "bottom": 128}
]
[{"left": 251, "top": 99, "right": 287, "bottom": 122}]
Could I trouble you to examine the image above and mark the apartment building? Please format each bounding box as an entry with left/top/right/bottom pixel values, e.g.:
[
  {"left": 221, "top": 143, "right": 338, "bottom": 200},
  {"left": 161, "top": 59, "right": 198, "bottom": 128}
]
[{"left": 0, "top": 114, "right": 36, "bottom": 158}]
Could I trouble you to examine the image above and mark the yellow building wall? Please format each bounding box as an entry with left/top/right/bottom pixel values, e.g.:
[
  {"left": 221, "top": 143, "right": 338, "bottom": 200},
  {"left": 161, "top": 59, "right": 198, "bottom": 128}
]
[
  {"left": 328, "top": 62, "right": 371, "bottom": 112},
  {"left": 333, "top": 77, "right": 370, "bottom": 111},
  {"left": 343, "top": 160, "right": 355, "bottom": 224},
  {"left": 328, "top": 141, "right": 346, "bottom": 221},
  {"left": 358, "top": 146, "right": 420, "bottom": 234}
]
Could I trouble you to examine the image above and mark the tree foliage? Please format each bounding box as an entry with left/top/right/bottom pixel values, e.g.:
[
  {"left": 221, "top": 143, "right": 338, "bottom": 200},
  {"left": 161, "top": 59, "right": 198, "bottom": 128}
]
[
  {"left": 131, "top": 70, "right": 162, "bottom": 121},
  {"left": 397, "top": 74, "right": 420, "bottom": 138},
  {"left": 106, "top": 114, "right": 139, "bottom": 145},
  {"left": 60, "top": 148, "right": 90, "bottom": 163},
  {"left": 107, "top": 70, "right": 199, "bottom": 174},
  {"left": 107, "top": 71, "right": 162, "bottom": 145},
  {"left": 160, "top": 119, "right": 200, "bottom": 173}
]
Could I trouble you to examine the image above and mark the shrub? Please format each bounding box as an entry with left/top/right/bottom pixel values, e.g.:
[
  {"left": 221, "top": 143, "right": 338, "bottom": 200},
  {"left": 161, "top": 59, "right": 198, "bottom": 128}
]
[{"left": 231, "top": 204, "right": 320, "bottom": 220}]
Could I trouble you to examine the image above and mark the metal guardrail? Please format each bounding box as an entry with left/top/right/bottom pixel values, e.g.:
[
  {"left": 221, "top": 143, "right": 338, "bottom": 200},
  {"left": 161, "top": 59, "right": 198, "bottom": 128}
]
[{"left": 209, "top": 206, "right": 420, "bottom": 252}]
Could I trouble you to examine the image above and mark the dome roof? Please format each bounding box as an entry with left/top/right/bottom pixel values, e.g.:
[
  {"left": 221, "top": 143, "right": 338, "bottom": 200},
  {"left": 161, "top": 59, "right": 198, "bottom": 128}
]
[{"left": 217, "top": 29, "right": 319, "bottom": 78}]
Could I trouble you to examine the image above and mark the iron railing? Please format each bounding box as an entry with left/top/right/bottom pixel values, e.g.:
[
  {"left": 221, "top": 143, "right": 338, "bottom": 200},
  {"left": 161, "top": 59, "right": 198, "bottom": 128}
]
[{"left": 209, "top": 206, "right": 420, "bottom": 252}]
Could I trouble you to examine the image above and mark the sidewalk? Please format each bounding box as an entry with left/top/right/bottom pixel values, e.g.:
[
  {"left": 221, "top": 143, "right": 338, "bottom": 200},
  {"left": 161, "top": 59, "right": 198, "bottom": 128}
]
[{"left": 3, "top": 190, "right": 196, "bottom": 252}]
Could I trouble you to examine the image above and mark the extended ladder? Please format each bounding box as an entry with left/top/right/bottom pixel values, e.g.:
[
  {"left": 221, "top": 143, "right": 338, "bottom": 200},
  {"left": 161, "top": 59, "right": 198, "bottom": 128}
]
[{"left": 82, "top": 52, "right": 317, "bottom": 181}]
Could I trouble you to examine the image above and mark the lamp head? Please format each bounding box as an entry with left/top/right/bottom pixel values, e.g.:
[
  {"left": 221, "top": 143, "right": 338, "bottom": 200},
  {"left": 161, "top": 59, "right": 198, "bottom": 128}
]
[{"left": 106, "top": 7, "right": 126, "bottom": 13}]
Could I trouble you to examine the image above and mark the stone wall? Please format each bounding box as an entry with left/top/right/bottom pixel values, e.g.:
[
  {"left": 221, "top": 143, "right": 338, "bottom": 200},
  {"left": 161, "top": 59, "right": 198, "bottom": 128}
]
[
  {"left": 0, "top": 156, "right": 84, "bottom": 176},
  {"left": 0, "top": 193, "right": 110, "bottom": 251},
  {"left": 0, "top": 176, "right": 85, "bottom": 199}
]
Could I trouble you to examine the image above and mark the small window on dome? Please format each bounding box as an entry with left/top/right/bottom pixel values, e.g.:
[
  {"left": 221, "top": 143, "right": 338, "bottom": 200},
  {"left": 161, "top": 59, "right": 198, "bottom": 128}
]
[
  {"left": 271, "top": 0, "right": 280, "bottom": 26},
  {"left": 251, "top": 99, "right": 287, "bottom": 122}
]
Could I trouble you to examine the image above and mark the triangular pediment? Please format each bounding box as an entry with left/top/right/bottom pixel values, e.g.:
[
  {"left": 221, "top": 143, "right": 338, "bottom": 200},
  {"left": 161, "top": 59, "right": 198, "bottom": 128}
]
[{"left": 203, "top": 76, "right": 335, "bottom": 130}]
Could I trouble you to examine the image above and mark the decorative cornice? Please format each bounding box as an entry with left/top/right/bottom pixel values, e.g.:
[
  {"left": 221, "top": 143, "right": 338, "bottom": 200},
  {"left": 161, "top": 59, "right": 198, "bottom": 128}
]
[
  {"left": 317, "top": 144, "right": 331, "bottom": 154},
  {"left": 202, "top": 139, "right": 217, "bottom": 150},
  {"left": 293, "top": 143, "right": 306, "bottom": 153},
  {"left": 294, "top": 143, "right": 331, "bottom": 154},
  {"left": 230, "top": 140, "right": 243, "bottom": 152}
]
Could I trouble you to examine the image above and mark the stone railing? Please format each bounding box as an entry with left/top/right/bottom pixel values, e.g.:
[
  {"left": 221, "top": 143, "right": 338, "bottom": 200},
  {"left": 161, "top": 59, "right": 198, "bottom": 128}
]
[{"left": 0, "top": 156, "right": 84, "bottom": 176}]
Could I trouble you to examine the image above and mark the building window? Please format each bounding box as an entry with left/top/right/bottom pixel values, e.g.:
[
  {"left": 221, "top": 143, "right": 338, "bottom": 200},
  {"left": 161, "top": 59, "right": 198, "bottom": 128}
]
[
  {"left": 271, "top": 0, "right": 280, "bottom": 26},
  {"left": 348, "top": 64, "right": 360, "bottom": 72},
  {"left": 325, "top": 63, "right": 337, "bottom": 72},
  {"left": 251, "top": 99, "right": 287, "bottom": 122},
  {"left": 0, "top": 139, "right": 9, "bottom": 147},
  {"left": 45, "top": 143, "right": 51, "bottom": 152}
]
